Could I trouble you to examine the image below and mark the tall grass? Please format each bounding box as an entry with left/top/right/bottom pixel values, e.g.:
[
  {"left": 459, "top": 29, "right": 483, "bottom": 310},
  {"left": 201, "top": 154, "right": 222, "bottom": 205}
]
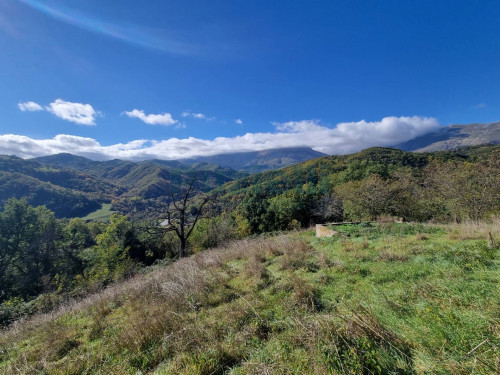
[{"left": 445, "top": 217, "right": 500, "bottom": 241}]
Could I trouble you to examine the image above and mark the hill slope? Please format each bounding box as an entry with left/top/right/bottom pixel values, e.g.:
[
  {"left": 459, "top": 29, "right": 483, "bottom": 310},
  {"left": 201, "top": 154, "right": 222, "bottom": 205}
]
[
  {"left": 14, "top": 154, "right": 248, "bottom": 218},
  {"left": 1, "top": 222, "right": 498, "bottom": 374},
  {"left": 211, "top": 145, "right": 500, "bottom": 231},
  {"left": 0, "top": 155, "right": 120, "bottom": 217},
  {"left": 396, "top": 121, "right": 500, "bottom": 152},
  {"left": 217, "top": 145, "right": 499, "bottom": 204}
]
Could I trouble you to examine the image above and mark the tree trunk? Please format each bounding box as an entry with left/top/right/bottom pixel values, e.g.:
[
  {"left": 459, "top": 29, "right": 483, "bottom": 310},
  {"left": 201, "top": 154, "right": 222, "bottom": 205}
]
[{"left": 179, "top": 237, "right": 187, "bottom": 258}]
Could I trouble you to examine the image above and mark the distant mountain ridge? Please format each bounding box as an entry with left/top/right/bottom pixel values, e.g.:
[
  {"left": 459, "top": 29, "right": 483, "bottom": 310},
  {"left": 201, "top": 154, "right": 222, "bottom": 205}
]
[
  {"left": 2, "top": 143, "right": 499, "bottom": 218},
  {"left": 183, "top": 147, "right": 326, "bottom": 172},
  {"left": 396, "top": 122, "right": 500, "bottom": 152},
  {"left": 34, "top": 147, "right": 326, "bottom": 173}
]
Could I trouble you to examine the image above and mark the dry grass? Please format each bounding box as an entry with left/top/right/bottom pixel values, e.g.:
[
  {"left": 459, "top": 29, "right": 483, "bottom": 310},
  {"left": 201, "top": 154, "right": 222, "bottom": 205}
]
[
  {"left": 279, "top": 240, "right": 315, "bottom": 271},
  {"left": 377, "top": 251, "right": 410, "bottom": 262},
  {"left": 340, "top": 239, "right": 357, "bottom": 252},
  {"left": 340, "top": 305, "right": 412, "bottom": 360},
  {"left": 287, "top": 274, "right": 320, "bottom": 311},
  {"left": 446, "top": 217, "right": 500, "bottom": 241},
  {"left": 244, "top": 255, "right": 271, "bottom": 286},
  {"left": 317, "top": 252, "right": 342, "bottom": 268},
  {"left": 360, "top": 240, "right": 370, "bottom": 249},
  {"left": 415, "top": 233, "right": 428, "bottom": 241},
  {"left": 236, "top": 307, "right": 413, "bottom": 374}
]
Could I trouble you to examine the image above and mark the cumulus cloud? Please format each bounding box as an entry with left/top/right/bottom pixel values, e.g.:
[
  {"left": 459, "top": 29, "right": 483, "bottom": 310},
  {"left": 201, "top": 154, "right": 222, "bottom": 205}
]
[
  {"left": 18, "top": 101, "right": 43, "bottom": 112},
  {"left": 123, "top": 109, "right": 177, "bottom": 126},
  {"left": 46, "top": 99, "right": 98, "bottom": 125},
  {"left": 235, "top": 118, "right": 243, "bottom": 125},
  {"left": 0, "top": 116, "right": 440, "bottom": 160}
]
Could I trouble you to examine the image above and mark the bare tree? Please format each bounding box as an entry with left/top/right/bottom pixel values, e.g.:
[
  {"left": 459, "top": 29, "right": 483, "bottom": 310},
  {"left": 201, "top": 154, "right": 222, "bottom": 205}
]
[
  {"left": 156, "top": 178, "right": 213, "bottom": 258},
  {"left": 312, "top": 193, "right": 343, "bottom": 223}
]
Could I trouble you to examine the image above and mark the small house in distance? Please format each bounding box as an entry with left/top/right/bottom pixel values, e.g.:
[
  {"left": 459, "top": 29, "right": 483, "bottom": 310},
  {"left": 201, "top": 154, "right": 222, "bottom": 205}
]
[{"left": 159, "top": 219, "right": 170, "bottom": 227}]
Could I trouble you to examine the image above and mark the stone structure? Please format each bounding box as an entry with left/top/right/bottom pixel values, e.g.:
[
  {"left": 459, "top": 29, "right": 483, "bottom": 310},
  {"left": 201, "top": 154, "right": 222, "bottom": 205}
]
[{"left": 316, "top": 224, "right": 337, "bottom": 238}]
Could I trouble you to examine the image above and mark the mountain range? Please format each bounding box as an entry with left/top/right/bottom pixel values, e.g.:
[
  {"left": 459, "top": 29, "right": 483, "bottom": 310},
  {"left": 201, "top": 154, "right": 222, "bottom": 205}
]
[
  {"left": 396, "top": 121, "right": 500, "bottom": 152},
  {"left": 1, "top": 122, "right": 499, "bottom": 219},
  {"left": 0, "top": 147, "right": 324, "bottom": 218}
]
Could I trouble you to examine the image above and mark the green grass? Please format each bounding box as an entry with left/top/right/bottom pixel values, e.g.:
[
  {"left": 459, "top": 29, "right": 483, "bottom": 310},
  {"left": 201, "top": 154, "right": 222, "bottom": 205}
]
[
  {"left": 80, "top": 203, "right": 114, "bottom": 221},
  {"left": 1, "top": 222, "right": 498, "bottom": 374}
]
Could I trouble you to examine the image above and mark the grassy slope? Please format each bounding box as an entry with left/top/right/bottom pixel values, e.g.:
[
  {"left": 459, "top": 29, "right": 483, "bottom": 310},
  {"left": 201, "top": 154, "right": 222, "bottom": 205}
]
[
  {"left": 1, "top": 222, "right": 498, "bottom": 374},
  {"left": 80, "top": 203, "right": 115, "bottom": 222}
]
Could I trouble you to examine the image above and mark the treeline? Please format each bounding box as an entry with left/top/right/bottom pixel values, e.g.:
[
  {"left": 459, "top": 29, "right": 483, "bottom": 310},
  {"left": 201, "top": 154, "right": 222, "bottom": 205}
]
[{"left": 224, "top": 146, "right": 500, "bottom": 234}]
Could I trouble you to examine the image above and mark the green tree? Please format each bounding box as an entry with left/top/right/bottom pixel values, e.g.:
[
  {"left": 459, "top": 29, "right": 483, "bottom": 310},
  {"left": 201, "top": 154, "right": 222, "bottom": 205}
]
[
  {"left": 239, "top": 189, "right": 272, "bottom": 233},
  {"left": 0, "top": 199, "right": 60, "bottom": 301},
  {"left": 54, "top": 218, "right": 97, "bottom": 290},
  {"left": 83, "top": 214, "right": 136, "bottom": 285},
  {"left": 335, "top": 175, "right": 399, "bottom": 220}
]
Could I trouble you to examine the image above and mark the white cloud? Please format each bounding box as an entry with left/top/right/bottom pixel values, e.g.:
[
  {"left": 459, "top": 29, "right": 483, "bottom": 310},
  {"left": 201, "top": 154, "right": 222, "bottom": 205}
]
[
  {"left": 474, "top": 103, "right": 486, "bottom": 109},
  {"left": 18, "top": 101, "right": 43, "bottom": 112},
  {"left": 235, "top": 119, "right": 243, "bottom": 125},
  {"left": 46, "top": 99, "right": 98, "bottom": 125},
  {"left": 0, "top": 116, "right": 440, "bottom": 160},
  {"left": 124, "top": 109, "right": 177, "bottom": 126},
  {"left": 182, "top": 110, "right": 214, "bottom": 121},
  {"left": 0, "top": 133, "right": 148, "bottom": 160}
]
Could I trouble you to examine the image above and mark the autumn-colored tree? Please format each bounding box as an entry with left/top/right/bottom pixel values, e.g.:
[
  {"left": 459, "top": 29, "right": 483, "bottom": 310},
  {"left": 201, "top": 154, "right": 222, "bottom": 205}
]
[{"left": 426, "top": 161, "right": 500, "bottom": 221}]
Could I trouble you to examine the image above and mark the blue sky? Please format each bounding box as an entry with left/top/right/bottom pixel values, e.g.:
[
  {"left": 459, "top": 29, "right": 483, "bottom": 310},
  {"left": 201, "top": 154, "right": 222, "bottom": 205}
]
[{"left": 0, "top": 0, "right": 499, "bottom": 160}]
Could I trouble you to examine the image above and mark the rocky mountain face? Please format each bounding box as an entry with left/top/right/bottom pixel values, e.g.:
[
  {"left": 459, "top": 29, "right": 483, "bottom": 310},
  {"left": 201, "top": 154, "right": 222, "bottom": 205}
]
[{"left": 396, "top": 122, "right": 500, "bottom": 152}]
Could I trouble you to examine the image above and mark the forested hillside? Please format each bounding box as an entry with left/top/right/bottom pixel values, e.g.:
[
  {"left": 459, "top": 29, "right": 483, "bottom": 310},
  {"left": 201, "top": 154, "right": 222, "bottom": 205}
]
[
  {"left": 0, "top": 156, "right": 119, "bottom": 217},
  {"left": 34, "top": 154, "right": 247, "bottom": 218},
  {"left": 216, "top": 146, "right": 500, "bottom": 233},
  {"left": 0, "top": 154, "right": 247, "bottom": 218},
  {"left": 3, "top": 145, "right": 499, "bottom": 223}
]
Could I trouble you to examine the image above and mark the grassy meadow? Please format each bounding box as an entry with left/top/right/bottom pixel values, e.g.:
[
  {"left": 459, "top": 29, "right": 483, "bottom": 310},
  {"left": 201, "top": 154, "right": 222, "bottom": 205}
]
[
  {"left": 1, "top": 221, "right": 498, "bottom": 374},
  {"left": 80, "top": 203, "right": 114, "bottom": 222}
]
